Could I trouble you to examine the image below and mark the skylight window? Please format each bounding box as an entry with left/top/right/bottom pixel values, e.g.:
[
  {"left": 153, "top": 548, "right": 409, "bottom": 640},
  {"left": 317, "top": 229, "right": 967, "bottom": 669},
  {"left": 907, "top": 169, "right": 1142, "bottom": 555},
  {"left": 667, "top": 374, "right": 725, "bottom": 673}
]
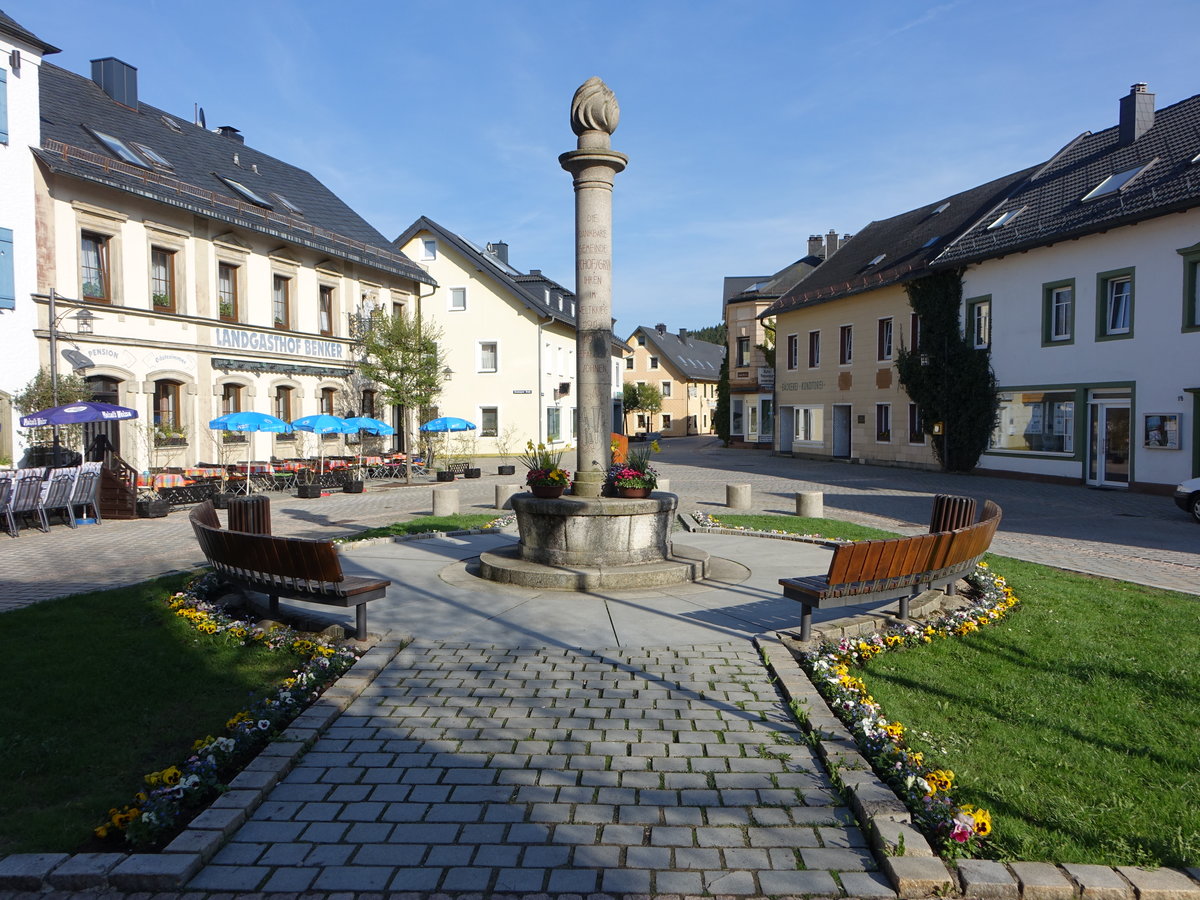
[
  {"left": 867, "top": 254, "right": 887, "bottom": 267},
  {"left": 922, "top": 235, "right": 941, "bottom": 248},
  {"left": 218, "top": 175, "right": 273, "bottom": 208},
  {"left": 160, "top": 115, "right": 184, "bottom": 134},
  {"left": 1081, "top": 160, "right": 1154, "bottom": 201},
  {"left": 1191, "top": 151, "right": 1200, "bottom": 165},
  {"left": 987, "top": 207, "right": 1024, "bottom": 230},
  {"left": 131, "top": 141, "right": 172, "bottom": 169},
  {"left": 88, "top": 128, "right": 148, "bottom": 168},
  {"left": 932, "top": 202, "right": 950, "bottom": 215},
  {"left": 272, "top": 193, "right": 304, "bottom": 216}
]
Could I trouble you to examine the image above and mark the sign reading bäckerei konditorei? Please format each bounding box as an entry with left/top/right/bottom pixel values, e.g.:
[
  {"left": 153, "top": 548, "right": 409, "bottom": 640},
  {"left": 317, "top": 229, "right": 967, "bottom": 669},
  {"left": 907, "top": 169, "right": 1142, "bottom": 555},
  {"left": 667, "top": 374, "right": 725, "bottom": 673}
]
[{"left": 212, "top": 327, "right": 346, "bottom": 360}]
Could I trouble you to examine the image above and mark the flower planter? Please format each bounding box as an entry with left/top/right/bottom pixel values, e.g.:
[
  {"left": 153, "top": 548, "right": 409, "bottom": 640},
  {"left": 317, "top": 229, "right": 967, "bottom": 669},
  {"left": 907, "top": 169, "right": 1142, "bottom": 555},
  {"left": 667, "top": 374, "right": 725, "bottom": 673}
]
[
  {"left": 616, "top": 487, "right": 651, "bottom": 499},
  {"left": 464, "top": 468, "right": 482, "bottom": 479},
  {"left": 342, "top": 480, "right": 365, "bottom": 493},
  {"left": 296, "top": 484, "right": 322, "bottom": 498},
  {"left": 529, "top": 484, "right": 566, "bottom": 499},
  {"left": 498, "top": 465, "right": 516, "bottom": 476},
  {"left": 137, "top": 498, "right": 169, "bottom": 518},
  {"left": 436, "top": 471, "right": 455, "bottom": 482}
]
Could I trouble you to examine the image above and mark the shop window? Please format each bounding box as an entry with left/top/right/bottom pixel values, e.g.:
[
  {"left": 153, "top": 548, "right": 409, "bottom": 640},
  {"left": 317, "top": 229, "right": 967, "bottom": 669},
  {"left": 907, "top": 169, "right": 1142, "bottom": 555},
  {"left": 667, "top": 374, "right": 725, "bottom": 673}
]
[{"left": 992, "top": 390, "right": 1075, "bottom": 454}]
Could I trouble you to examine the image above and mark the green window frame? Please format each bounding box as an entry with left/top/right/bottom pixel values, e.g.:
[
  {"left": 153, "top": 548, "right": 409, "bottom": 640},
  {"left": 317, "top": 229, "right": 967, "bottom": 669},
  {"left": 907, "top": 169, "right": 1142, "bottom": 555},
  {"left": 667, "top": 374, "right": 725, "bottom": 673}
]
[
  {"left": 1095, "top": 267, "right": 1134, "bottom": 341},
  {"left": 1178, "top": 241, "right": 1200, "bottom": 332},
  {"left": 1041, "top": 278, "right": 1075, "bottom": 347}
]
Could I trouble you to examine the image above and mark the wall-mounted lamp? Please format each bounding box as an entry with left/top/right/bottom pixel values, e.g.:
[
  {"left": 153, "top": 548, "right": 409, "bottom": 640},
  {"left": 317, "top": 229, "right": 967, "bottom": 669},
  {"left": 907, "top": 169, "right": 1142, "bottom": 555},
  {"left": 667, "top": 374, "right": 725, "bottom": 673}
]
[
  {"left": 9, "top": 50, "right": 20, "bottom": 74},
  {"left": 74, "top": 308, "right": 95, "bottom": 334},
  {"left": 442, "top": 366, "right": 454, "bottom": 381}
]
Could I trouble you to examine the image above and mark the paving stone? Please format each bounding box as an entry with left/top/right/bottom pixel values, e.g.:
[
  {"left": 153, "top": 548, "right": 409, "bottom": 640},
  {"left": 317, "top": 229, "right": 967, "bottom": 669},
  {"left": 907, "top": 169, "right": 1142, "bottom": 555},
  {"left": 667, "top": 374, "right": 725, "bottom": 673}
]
[
  {"left": 958, "top": 858, "right": 1020, "bottom": 899},
  {"left": 1010, "top": 862, "right": 1078, "bottom": 900},
  {"left": 440, "top": 866, "right": 492, "bottom": 890},
  {"left": 676, "top": 847, "right": 724, "bottom": 869},
  {"left": 602, "top": 868, "right": 652, "bottom": 893},
  {"left": 182, "top": 864, "right": 267, "bottom": 892},
  {"left": 572, "top": 844, "right": 623, "bottom": 868},
  {"left": 260, "top": 867, "right": 319, "bottom": 893},
  {"left": 547, "top": 868, "right": 599, "bottom": 893},
  {"left": 312, "top": 866, "right": 395, "bottom": 891},
  {"left": 656, "top": 869, "right": 705, "bottom": 894},
  {"left": 705, "top": 869, "right": 759, "bottom": 894},
  {"left": 884, "top": 855, "right": 956, "bottom": 899},
  {"left": 44, "top": 853, "right": 126, "bottom": 890},
  {"left": 1118, "top": 867, "right": 1200, "bottom": 900},
  {"left": 494, "top": 867, "right": 546, "bottom": 892},
  {"left": 840, "top": 869, "right": 901, "bottom": 897},
  {"left": 800, "top": 846, "right": 877, "bottom": 870},
  {"left": 1062, "top": 864, "right": 1134, "bottom": 900}
]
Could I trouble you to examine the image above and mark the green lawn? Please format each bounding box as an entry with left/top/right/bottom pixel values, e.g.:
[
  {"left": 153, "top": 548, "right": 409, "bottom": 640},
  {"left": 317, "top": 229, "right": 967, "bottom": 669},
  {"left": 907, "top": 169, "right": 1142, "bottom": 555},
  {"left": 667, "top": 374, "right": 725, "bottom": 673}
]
[
  {"left": 722, "top": 514, "right": 1200, "bottom": 867},
  {"left": 705, "top": 513, "right": 901, "bottom": 542},
  {"left": 341, "top": 513, "right": 505, "bottom": 543},
  {"left": 0, "top": 575, "right": 299, "bottom": 854}
]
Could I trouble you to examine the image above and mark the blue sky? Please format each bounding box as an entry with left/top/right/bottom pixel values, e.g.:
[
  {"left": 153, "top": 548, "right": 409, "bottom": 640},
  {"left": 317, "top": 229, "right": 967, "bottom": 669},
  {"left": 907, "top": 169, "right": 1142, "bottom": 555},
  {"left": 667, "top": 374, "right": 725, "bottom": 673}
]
[{"left": 13, "top": 0, "right": 1200, "bottom": 334}]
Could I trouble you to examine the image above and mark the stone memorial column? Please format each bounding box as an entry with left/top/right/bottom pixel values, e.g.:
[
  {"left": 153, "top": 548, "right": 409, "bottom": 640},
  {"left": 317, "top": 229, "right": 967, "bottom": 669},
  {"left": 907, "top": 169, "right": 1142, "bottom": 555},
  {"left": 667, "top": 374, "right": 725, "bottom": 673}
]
[{"left": 559, "top": 77, "right": 627, "bottom": 498}]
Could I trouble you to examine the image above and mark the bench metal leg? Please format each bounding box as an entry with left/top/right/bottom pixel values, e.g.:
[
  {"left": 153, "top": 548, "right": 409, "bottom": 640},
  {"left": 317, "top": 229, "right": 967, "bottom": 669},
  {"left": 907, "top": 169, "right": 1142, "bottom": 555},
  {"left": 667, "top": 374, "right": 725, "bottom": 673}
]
[
  {"left": 355, "top": 605, "right": 367, "bottom": 641},
  {"left": 898, "top": 594, "right": 910, "bottom": 622},
  {"left": 799, "top": 605, "right": 812, "bottom": 642},
  {"left": 269, "top": 594, "right": 280, "bottom": 617}
]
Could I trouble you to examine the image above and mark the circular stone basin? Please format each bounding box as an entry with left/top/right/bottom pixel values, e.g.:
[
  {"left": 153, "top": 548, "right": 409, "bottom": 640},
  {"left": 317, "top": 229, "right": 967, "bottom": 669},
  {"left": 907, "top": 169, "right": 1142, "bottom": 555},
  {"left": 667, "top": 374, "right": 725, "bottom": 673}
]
[{"left": 511, "top": 492, "right": 676, "bottom": 567}]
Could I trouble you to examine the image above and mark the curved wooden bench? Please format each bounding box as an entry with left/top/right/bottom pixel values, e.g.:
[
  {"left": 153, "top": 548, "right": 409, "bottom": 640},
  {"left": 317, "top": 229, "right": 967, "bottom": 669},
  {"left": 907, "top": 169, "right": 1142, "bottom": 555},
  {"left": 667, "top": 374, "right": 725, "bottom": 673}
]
[
  {"left": 189, "top": 501, "right": 389, "bottom": 639},
  {"left": 781, "top": 496, "right": 1002, "bottom": 641}
]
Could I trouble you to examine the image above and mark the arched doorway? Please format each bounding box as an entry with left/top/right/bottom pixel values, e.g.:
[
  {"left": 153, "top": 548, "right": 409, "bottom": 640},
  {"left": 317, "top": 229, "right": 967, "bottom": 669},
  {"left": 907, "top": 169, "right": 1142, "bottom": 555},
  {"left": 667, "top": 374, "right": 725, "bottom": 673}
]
[{"left": 84, "top": 375, "right": 123, "bottom": 460}]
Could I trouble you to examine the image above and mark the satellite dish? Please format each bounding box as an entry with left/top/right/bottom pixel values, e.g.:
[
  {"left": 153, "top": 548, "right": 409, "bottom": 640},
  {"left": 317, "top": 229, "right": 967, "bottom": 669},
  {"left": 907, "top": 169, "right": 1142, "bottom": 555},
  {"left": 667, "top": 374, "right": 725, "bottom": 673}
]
[{"left": 61, "top": 348, "right": 94, "bottom": 371}]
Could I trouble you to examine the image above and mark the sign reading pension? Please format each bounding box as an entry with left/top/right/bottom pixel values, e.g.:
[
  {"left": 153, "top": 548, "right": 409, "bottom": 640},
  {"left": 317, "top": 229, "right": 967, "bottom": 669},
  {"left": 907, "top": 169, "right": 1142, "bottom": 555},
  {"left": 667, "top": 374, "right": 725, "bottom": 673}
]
[{"left": 213, "top": 327, "right": 346, "bottom": 360}]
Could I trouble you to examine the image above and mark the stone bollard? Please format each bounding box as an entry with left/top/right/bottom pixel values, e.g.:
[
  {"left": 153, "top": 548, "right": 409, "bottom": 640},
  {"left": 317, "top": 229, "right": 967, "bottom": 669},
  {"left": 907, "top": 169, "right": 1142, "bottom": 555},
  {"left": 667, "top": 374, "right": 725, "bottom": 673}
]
[
  {"left": 726, "top": 483, "right": 751, "bottom": 509},
  {"left": 495, "top": 484, "right": 521, "bottom": 510},
  {"left": 656, "top": 479, "right": 670, "bottom": 493},
  {"left": 432, "top": 488, "right": 459, "bottom": 517},
  {"left": 796, "top": 490, "right": 823, "bottom": 518}
]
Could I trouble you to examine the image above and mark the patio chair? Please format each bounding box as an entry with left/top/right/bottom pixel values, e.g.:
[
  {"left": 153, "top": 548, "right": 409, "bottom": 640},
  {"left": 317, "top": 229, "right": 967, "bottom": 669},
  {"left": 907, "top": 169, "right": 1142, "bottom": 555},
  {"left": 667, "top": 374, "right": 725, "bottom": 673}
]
[
  {"left": 71, "top": 469, "right": 102, "bottom": 523},
  {"left": 406, "top": 457, "right": 431, "bottom": 477},
  {"left": 0, "top": 478, "right": 14, "bottom": 537},
  {"left": 9, "top": 472, "right": 46, "bottom": 535},
  {"left": 39, "top": 471, "right": 79, "bottom": 530}
]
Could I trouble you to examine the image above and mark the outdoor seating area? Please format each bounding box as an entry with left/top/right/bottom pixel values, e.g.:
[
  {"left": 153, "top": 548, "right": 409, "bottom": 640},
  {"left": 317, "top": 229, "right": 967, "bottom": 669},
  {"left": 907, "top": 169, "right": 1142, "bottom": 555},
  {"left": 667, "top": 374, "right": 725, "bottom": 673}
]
[{"left": 0, "top": 462, "right": 103, "bottom": 536}]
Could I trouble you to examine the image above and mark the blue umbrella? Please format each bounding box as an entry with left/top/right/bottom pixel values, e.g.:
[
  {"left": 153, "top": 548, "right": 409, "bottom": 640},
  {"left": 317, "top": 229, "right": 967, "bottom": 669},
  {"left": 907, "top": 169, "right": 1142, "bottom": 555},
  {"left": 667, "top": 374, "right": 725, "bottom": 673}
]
[
  {"left": 208, "top": 411, "right": 293, "bottom": 491},
  {"left": 343, "top": 417, "right": 396, "bottom": 477},
  {"left": 291, "top": 415, "right": 355, "bottom": 478},
  {"left": 419, "top": 416, "right": 476, "bottom": 432},
  {"left": 20, "top": 401, "right": 138, "bottom": 427}
]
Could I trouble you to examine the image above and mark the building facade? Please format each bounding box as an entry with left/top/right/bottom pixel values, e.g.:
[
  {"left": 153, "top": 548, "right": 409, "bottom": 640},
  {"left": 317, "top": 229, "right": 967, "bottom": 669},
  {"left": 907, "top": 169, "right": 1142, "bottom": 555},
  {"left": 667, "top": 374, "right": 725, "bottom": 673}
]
[
  {"left": 30, "top": 56, "right": 432, "bottom": 472},
  {"left": 623, "top": 324, "right": 723, "bottom": 437}
]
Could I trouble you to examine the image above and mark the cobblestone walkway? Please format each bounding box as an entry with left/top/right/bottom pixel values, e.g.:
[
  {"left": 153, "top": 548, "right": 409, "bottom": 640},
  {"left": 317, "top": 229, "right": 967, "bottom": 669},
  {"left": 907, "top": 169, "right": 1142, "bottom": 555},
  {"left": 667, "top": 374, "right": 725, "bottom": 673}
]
[{"left": 192, "top": 642, "right": 890, "bottom": 897}]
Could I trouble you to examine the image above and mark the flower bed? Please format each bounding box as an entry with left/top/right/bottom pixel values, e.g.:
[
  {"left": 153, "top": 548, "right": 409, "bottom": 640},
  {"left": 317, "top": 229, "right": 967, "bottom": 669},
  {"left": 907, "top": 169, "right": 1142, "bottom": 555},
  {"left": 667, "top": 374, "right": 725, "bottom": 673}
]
[
  {"left": 801, "top": 563, "right": 1019, "bottom": 857},
  {"left": 94, "top": 572, "right": 363, "bottom": 849}
]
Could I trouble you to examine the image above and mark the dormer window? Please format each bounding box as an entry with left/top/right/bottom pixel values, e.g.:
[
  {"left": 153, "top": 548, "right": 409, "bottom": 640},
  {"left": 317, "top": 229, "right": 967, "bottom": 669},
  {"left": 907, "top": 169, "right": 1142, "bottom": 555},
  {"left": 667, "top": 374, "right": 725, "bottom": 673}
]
[
  {"left": 987, "top": 207, "right": 1025, "bottom": 230},
  {"left": 218, "top": 175, "right": 273, "bottom": 208},
  {"left": 87, "top": 127, "right": 148, "bottom": 168},
  {"left": 1081, "top": 160, "right": 1155, "bottom": 202}
]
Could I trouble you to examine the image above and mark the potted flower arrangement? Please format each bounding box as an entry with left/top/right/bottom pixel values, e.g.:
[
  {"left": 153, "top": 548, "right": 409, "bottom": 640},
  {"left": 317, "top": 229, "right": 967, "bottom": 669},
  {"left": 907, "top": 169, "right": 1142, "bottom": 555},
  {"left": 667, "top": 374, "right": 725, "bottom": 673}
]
[
  {"left": 496, "top": 425, "right": 518, "bottom": 476},
  {"left": 342, "top": 460, "right": 365, "bottom": 493},
  {"left": 518, "top": 440, "right": 571, "bottom": 498},
  {"left": 606, "top": 440, "right": 659, "bottom": 498},
  {"left": 295, "top": 465, "right": 322, "bottom": 498}
]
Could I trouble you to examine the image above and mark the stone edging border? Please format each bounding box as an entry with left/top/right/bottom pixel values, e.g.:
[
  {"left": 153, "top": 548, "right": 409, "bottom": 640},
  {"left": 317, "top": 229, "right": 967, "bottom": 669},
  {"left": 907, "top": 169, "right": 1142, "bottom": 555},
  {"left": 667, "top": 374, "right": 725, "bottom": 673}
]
[
  {"left": 754, "top": 631, "right": 1200, "bottom": 899},
  {"left": 0, "top": 633, "right": 410, "bottom": 893}
]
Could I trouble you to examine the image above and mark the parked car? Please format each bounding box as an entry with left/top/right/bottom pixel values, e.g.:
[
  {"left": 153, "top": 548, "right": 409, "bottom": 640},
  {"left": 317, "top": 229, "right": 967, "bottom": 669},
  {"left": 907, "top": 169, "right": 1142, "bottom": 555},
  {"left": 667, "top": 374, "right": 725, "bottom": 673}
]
[{"left": 1173, "top": 476, "right": 1200, "bottom": 522}]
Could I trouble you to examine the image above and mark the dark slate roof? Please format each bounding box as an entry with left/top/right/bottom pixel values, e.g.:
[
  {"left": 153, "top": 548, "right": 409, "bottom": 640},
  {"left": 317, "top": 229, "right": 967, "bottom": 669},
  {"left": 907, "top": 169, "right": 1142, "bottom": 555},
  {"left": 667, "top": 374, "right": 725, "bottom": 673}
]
[
  {"left": 395, "top": 216, "right": 577, "bottom": 325},
  {"left": 765, "top": 166, "right": 1039, "bottom": 315},
  {"left": 728, "top": 256, "right": 823, "bottom": 307},
  {"left": 631, "top": 326, "right": 725, "bottom": 382},
  {"left": 935, "top": 92, "right": 1200, "bottom": 266},
  {"left": 724, "top": 275, "right": 770, "bottom": 304},
  {"left": 36, "top": 61, "right": 432, "bottom": 285},
  {"left": 0, "top": 9, "right": 59, "bottom": 53}
]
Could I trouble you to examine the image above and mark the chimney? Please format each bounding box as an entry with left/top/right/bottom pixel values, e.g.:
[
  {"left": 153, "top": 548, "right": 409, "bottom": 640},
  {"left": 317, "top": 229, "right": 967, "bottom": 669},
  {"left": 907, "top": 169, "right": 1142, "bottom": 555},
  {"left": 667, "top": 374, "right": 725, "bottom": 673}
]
[
  {"left": 656, "top": 323, "right": 667, "bottom": 335},
  {"left": 808, "top": 235, "right": 825, "bottom": 257},
  {"left": 529, "top": 269, "right": 542, "bottom": 277},
  {"left": 825, "top": 229, "right": 841, "bottom": 258},
  {"left": 486, "top": 241, "right": 509, "bottom": 264},
  {"left": 678, "top": 328, "right": 689, "bottom": 344},
  {"left": 90, "top": 57, "right": 138, "bottom": 108},
  {"left": 216, "top": 125, "right": 244, "bottom": 143},
  {"left": 1119, "top": 83, "right": 1155, "bottom": 145}
]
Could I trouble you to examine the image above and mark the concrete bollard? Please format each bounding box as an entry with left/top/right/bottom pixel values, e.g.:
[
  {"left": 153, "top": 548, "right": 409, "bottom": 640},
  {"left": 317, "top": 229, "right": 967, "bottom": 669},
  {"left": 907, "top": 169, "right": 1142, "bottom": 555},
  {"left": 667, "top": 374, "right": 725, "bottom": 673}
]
[
  {"left": 656, "top": 478, "right": 670, "bottom": 493},
  {"left": 796, "top": 490, "right": 823, "bottom": 518},
  {"left": 726, "top": 483, "right": 752, "bottom": 509},
  {"left": 432, "top": 488, "right": 459, "bottom": 517},
  {"left": 495, "top": 484, "right": 521, "bottom": 510}
]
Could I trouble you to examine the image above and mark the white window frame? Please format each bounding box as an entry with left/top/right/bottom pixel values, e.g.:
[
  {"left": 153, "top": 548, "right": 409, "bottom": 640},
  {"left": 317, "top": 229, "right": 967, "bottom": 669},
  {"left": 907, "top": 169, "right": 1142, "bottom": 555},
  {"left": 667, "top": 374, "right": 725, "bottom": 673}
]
[
  {"left": 649, "top": 356, "right": 659, "bottom": 369},
  {"left": 786, "top": 333, "right": 799, "bottom": 370},
  {"left": 449, "top": 287, "right": 467, "bottom": 311},
  {"left": 876, "top": 403, "right": 892, "bottom": 443},
  {"left": 877, "top": 317, "right": 893, "bottom": 361},
  {"left": 971, "top": 299, "right": 991, "bottom": 349},
  {"left": 1105, "top": 276, "right": 1131, "bottom": 335},
  {"left": 661, "top": 413, "right": 672, "bottom": 430},
  {"left": 839, "top": 325, "right": 853, "bottom": 365},
  {"left": 479, "top": 406, "right": 498, "bottom": 437},
  {"left": 422, "top": 239, "right": 437, "bottom": 260},
  {"left": 908, "top": 403, "right": 925, "bottom": 444},
  {"left": 478, "top": 340, "right": 499, "bottom": 373},
  {"left": 661, "top": 381, "right": 671, "bottom": 398},
  {"left": 1051, "top": 287, "right": 1072, "bottom": 342}
]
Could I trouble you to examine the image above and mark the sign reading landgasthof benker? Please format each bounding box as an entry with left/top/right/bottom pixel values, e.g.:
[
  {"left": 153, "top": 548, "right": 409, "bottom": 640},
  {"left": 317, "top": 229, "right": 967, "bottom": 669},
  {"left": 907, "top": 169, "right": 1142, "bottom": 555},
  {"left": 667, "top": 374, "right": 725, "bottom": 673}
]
[{"left": 213, "top": 327, "right": 345, "bottom": 360}]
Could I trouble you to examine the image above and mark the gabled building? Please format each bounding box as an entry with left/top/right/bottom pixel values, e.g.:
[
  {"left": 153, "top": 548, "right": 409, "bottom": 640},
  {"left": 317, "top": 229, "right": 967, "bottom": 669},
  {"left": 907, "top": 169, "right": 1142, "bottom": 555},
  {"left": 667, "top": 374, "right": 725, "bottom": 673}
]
[
  {"left": 724, "top": 231, "right": 847, "bottom": 446},
  {"left": 395, "top": 217, "right": 623, "bottom": 454},
  {"left": 933, "top": 83, "right": 1200, "bottom": 492},
  {"left": 623, "top": 323, "right": 724, "bottom": 437},
  {"left": 763, "top": 169, "right": 1036, "bottom": 466},
  {"left": 27, "top": 52, "right": 433, "bottom": 473},
  {"left": 0, "top": 11, "right": 58, "bottom": 464}
]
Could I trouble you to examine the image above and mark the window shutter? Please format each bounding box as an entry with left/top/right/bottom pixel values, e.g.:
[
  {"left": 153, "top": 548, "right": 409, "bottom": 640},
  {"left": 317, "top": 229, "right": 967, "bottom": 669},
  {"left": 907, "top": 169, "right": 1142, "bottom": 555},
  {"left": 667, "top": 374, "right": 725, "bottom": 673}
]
[
  {"left": 0, "top": 228, "right": 13, "bottom": 310},
  {"left": 0, "top": 67, "right": 7, "bottom": 143}
]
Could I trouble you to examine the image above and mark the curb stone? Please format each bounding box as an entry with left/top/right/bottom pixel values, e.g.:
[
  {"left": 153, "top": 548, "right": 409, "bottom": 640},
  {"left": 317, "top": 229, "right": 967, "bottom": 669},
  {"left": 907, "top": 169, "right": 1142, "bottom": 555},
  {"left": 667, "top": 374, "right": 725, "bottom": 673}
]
[{"left": 0, "top": 632, "right": 407, "bottom": 894}]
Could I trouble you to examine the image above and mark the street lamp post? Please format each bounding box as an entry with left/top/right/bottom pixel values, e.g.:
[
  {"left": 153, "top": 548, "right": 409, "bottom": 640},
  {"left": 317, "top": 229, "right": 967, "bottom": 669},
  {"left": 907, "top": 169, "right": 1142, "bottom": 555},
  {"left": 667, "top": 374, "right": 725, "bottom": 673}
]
[{"left": 42, "top": 289, "right": 96, "bottom": 464}]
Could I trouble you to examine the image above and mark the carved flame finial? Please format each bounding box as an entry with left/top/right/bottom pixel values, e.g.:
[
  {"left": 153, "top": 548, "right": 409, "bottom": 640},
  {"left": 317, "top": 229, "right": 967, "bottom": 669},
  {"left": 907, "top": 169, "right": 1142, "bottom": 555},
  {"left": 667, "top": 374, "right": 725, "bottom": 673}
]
[{"left": 570, "top": 76, "right": 620, "bottom": 138}]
